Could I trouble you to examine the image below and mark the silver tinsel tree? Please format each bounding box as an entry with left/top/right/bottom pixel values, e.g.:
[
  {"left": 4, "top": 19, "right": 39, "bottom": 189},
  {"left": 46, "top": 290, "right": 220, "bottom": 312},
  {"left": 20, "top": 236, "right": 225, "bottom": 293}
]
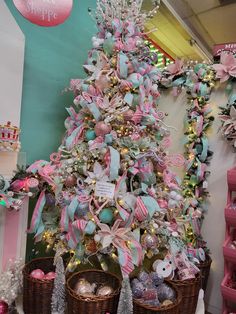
[
  {"left": 117, "top": 276, "right": 133, "bottom": 314},
  {"left": 51, "top": 256, "right": 65, "bottom": 314}
]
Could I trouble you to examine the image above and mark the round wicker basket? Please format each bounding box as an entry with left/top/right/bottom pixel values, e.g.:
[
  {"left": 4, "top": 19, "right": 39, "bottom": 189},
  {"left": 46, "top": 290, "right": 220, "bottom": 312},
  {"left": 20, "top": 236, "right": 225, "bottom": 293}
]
[
  {"left": 198, "top": 254, "right": 212, "bottom": 291},
  {"left": 66, "top": 269, "right": 121, "bottom": 314},
  {"left": 168, "top": 273, "right": 201, "bottom": 314},
  {"left": 133, "top": 281, "right": 182, "bottom": 314},
  {"left": 22, "top": 257, "right": 55, "bottom": 314}
]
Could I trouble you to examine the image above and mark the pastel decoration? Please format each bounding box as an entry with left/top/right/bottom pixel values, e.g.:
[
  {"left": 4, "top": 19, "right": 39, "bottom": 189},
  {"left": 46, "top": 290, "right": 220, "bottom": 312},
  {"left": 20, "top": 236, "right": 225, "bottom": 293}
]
[
  {"left": 99, "top": 207, "right": 114, "bottom": 224},
  {"left": 84, "top": 220, "right": 96, "bottom": 235},
  {"left": 13, "top": 0, "right": 73, "bottom": 27},
  {"left": 44, "top": 272, "right": 56, "bottom": 280},
  {"left": 30, "top": 269, "right": 45, "bottom": 279},
  {"left": 85, "top": 129, "right": 96, "bottom": 141}
]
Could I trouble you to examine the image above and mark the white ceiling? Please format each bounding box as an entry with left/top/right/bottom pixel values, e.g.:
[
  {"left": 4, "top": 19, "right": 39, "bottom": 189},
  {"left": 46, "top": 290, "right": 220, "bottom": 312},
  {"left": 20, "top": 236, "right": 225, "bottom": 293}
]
[{"left": 165, "top": 0, "right": 236, "bottom": 52}]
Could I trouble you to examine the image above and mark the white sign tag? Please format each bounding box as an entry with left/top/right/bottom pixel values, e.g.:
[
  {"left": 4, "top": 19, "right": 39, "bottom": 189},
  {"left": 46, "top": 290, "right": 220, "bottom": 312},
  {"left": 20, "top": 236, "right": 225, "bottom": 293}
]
[{"left": 95, "top": 181, "right": 115, "bottom": 199}]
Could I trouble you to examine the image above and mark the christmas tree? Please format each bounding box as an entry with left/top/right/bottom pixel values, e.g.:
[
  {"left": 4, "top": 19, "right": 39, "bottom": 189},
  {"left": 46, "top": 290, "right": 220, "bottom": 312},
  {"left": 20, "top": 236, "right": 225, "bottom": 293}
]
[{"left": 5, "top": 0, "right": 207, "bottom": 282}]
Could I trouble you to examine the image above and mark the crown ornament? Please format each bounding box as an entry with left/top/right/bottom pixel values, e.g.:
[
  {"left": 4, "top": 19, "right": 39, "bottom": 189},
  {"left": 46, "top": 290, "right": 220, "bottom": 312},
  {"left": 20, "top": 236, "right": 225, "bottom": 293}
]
[{"left": 0, "top": 121, "right": 21, "bottom": 152}]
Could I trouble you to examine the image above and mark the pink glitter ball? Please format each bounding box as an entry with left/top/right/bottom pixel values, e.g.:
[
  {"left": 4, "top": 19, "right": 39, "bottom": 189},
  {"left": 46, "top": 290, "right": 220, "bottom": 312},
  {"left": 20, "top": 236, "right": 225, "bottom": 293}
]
[
  {"left": 30, "top": 269, "right": 45, "bottom": 279},
  {"left": 94, "top": 121, "right": 112, "bottom": 137},
  {"left": 44, "top": 272, "right": 56, "bottom": 280}
]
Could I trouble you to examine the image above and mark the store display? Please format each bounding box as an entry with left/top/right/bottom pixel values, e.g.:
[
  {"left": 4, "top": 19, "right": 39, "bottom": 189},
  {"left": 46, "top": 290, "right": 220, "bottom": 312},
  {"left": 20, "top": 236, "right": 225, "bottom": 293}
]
[
  {"left": 0, "top": 121, "right": 20, "bottom": 152},
  {"left": 66, "top": 270, "right": 121, "bottom": 314},
  {"left": 131, "top": 271, "right": 176, "bottom": 307},
  {"left": 6, "top": 0, "right": 236, "bottom": 312}
]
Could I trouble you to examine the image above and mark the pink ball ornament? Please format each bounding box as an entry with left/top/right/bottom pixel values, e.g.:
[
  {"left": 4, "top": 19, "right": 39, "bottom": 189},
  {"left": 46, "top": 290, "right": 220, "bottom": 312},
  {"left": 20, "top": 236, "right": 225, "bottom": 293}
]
[
  {"left": 0, "top": 300, "right": 8, "bottom": 314},
  {"left": 65, "top": 174, "right": 77, "bottom": 187},
  {"left": 44, "top": 272, "right": 56, "bottom": 280},
  {"left": 94, "top": 121, "right": 112, "bottom": 137},
  {"left": 141, "top": 233, "right": 158, "bottom": 249},
  {"left": 30, "top": 269, "right": 45, "bottom": 279},
  {"left": 123, "top": 109, "right": 134, "bottom": 121}
]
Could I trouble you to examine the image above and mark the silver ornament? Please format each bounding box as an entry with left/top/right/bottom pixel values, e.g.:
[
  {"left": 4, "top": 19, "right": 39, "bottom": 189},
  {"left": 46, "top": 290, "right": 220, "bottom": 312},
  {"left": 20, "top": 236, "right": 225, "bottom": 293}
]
[
  {"left": 96, "top": 285, "right": 114, "bottom": 296},
  {"left": 74, "top": 279, "right": 96, "bottom": 296}
]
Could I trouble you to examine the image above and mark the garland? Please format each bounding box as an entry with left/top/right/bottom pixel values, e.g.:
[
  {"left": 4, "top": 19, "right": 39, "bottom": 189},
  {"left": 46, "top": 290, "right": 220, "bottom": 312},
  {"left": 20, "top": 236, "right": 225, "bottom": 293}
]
[{"left": 1, "top": 0, "right": 236, "bottom": 278}]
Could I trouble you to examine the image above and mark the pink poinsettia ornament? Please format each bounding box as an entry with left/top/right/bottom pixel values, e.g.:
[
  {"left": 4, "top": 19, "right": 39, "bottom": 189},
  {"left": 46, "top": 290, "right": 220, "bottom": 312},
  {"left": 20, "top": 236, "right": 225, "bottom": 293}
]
[
  {"left": 166, "top": 59, "right": 184, "bottom": 78},
  {"left": 212, "top": 52, "right": 236, "bottom": 82}
]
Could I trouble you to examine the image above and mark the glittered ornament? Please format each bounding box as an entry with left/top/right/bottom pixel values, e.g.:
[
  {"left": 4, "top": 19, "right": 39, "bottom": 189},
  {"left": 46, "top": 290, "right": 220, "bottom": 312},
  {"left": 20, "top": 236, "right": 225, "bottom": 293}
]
[
  {"left": 137, "top": 271, "right": 149, "bottom": 283},
  {"left": 65, "top": 174, "right": 77, "bottom": 187},
  {"left": 74, "top": 279, "right": 96, "bottom": 296},
  {"left": 0, "top": 300, "right": 8, "bottom": 314},
  {"left": 162, "top": 299, "right": 173, "bottom": 306},
  {"left": 150, "top": 272, "right": 164, "bottom": 286},
  {"left": 131, "top": 280, "right": 145, "bottom": 298},
  {"left": 85, "top": 239, "right": 97, "bottom": 253},
  {"left": 30, "top": 269, "right": 45, "bottom": 279},
  {"left": 44, "top": 271, "right": 56, "bottom": 280},
  {"left": 99, "top": 207, "right": 114, "bottom": 224},
  {"left": 96, "top": 285, "right": 114, "bottom": 296},
  {"left": 85, "top": 129, "right": 96, "bottom": 141},
  {"left": 141, "top": 233, "right": 157, "bottom": 249},
  {"left": 156, "top": 283, "right": 176, "bottom": 302},
  {"left": 27, "top": 177, "right": 39, "bottom": 189},
  {"left": 123, "top": 109, "right": 134, "bottom": 121},
  {"left": 94, "top": 121, "right": 112, "bottom": 137}
]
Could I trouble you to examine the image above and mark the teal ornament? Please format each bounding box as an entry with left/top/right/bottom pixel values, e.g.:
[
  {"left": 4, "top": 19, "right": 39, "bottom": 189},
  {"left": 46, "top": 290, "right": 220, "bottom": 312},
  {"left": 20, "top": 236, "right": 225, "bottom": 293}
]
[
  {"left": 85, "top": 220, "right": 96, "bottom": 235},
  {"left": 85, "top": 129, "right": 96, "bottom": 141},
  {"left": 99, "top": 207, "right": 114, "bottom": 224},
  {"left": 141, "top": 115, "right": 156, "bottom": 126}
]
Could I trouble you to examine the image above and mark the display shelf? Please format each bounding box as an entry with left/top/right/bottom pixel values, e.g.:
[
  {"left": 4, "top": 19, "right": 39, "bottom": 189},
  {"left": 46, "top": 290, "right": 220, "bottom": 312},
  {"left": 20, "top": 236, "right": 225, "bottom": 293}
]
[
  {"left": 223, "top": 237, "right": 236, "bottom": 262},
  {"left": 222, "top": 167, "right": 236, "bottom": 314},
  {"left": 225, "top": 206, "right": 236, "bottom": 228},
  {"left": 221, "top": 274, "right": 236, "bottom": 302}
]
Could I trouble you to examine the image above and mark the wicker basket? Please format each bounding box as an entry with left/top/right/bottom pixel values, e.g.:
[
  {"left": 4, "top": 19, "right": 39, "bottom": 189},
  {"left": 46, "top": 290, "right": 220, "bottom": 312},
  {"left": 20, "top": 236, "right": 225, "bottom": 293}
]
[
  {"left": 133, "top": 281, "right": 182, "bottom": 314},
  {"left": 198, "top": 254, "right": 212, "bottom": 291},
  {"left": 66, "top": 269, "right": 121, "bottom": 314},
  {"left": 168, "top": 273, "right": 201, "bottom": 314},
  {"left": 23, "top": 257, "right": 55, "bottom": 314}
]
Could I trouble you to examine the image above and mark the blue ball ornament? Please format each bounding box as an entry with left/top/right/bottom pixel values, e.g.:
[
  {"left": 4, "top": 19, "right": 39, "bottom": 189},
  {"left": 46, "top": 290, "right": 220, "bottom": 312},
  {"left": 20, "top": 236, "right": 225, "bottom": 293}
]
[
  {"left": 99, "top": 207, "right": 114, "bottom": 224},
  {"left": 85, "top": 129, "right": 96, "bottom": 141}
]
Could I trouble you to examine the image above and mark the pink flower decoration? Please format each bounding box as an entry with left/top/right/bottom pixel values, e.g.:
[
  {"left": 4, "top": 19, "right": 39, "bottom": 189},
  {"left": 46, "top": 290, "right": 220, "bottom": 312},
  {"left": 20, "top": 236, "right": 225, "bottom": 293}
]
[
  {"left": 212, "top": 52, "right": 236, "bottom": 82},
  {"left": 166, "top": 59, "right": 184, "bottom": 78}
]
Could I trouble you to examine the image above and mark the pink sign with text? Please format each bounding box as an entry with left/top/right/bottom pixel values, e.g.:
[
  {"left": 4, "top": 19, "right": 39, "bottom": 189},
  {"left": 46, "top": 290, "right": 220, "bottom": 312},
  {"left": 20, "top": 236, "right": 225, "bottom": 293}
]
[
  {"left": 213, "top": 42, "right": 236, "bottom": 57},
  {"left": 13, "top": 0, "right": 73, "bottom": 27}
]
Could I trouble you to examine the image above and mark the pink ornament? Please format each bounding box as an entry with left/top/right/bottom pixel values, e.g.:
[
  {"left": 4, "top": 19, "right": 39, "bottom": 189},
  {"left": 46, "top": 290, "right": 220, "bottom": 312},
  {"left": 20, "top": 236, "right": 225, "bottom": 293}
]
[
  {"left": 158, "top": 199, "right": 168, "bottom": 208},
  {"left": 141, "top": 233, "right": 157, "bottom": 249},
  {"left": 30, "top": 269, "right": 45, "bottom": 280},
  {"left": 44, "top": 272, "right": 56, "bottom": 280},
  {"left": 94, "top": 122, "right": 112, "bottom": 137},
  {"left": 65, "top": 175, "right": 77, "bottom": 187},
  {"left": 123, "top": 109, "right": 134, "bottom": 121},
  {"left": 0, "top": 300, "right": 8, "bottom": 314}
]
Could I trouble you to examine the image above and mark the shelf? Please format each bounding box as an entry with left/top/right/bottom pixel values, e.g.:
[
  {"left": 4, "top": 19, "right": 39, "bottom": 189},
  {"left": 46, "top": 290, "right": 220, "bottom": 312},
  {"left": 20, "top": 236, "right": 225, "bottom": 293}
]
[
  {"left": 223, "top": 237, "right": 236, "bottom": 263},
  {"left": 225, "top": 207, "right": 236, "bottom": 228},
  {"left": 221, "top": 274, "right": 236, "bottom": 303}
]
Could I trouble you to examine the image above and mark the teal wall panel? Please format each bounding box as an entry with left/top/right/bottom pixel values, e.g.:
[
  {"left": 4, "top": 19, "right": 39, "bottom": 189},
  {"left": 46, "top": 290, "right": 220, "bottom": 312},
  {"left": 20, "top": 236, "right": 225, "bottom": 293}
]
[
  {"left": 5, "top": 0, "right": 96, "bottom": 260},
  {"left": 5, "top": 0, "right": 96, "bottom": 164}
]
